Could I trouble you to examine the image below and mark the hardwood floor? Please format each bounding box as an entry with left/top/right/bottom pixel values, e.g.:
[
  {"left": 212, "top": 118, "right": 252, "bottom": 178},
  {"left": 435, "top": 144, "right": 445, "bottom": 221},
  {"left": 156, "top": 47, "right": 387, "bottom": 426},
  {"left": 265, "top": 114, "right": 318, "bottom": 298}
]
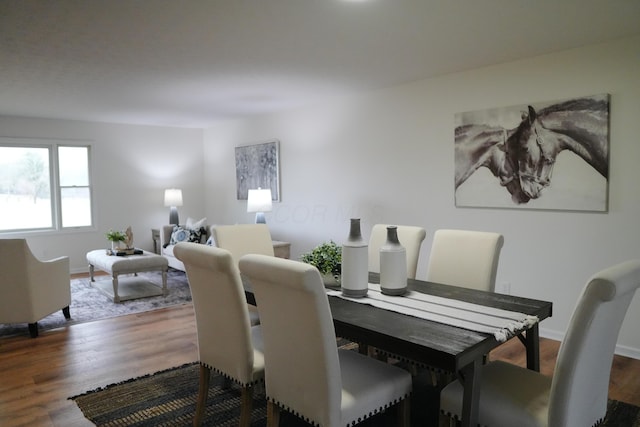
[{"left": 1, "top": 300, "right": 639, "bottom": 426}]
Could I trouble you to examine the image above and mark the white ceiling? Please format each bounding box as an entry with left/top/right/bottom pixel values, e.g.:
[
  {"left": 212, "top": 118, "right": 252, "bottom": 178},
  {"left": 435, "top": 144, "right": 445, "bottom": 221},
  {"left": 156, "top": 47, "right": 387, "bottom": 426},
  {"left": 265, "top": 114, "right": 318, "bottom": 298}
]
[{"left": 1, "top": 0, "right": 639, "bottom": 128}]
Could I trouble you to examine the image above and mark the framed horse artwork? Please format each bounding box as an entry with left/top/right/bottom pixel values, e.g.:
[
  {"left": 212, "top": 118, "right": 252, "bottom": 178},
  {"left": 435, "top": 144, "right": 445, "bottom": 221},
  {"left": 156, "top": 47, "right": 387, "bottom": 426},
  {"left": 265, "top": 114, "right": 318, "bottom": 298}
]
[{"left": 454, "top": 94, "right": 609, "bottom": 212}]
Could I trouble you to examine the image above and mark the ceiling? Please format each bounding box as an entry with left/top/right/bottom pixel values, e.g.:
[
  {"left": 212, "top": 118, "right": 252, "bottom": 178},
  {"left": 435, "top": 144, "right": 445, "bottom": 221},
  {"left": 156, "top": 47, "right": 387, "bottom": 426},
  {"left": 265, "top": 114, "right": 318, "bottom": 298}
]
[{"left": 1, "top": 0, "right": 639, "bottom": 128}]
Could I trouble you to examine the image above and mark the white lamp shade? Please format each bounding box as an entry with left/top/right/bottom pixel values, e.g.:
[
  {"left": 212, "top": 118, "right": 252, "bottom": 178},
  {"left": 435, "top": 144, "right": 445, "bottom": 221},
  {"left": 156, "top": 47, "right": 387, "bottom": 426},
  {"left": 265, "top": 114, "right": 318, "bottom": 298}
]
[
  {"left": 164, "top": 188, "right": 183, "bottom": 207},
  {"left": 247, "top": 188, "right": 273, "bottom": 213}
]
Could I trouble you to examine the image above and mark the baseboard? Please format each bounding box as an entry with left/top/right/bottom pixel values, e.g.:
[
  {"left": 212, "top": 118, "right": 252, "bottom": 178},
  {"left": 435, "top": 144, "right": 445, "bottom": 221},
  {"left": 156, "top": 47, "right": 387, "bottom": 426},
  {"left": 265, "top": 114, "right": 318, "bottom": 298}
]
[{"left": 540, "top": 327, "right": 640, "bottom": 360}]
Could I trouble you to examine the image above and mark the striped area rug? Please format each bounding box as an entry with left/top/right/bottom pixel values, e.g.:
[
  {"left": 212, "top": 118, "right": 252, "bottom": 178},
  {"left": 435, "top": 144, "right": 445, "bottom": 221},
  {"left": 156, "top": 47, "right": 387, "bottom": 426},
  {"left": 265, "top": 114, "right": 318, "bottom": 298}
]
[{"left": 70, "top": 361, "right": 639, "bottom": 426}]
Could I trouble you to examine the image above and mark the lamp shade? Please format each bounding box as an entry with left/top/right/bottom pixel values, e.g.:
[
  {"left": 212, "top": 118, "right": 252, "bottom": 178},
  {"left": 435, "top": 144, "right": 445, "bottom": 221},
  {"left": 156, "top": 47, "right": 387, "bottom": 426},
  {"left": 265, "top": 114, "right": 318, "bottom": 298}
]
[
  {"left": 164, "top": 189, "right": 183, "bottom": 207},
  {"left": 247, "top": 188, "right": 272, "bottom": 213}
]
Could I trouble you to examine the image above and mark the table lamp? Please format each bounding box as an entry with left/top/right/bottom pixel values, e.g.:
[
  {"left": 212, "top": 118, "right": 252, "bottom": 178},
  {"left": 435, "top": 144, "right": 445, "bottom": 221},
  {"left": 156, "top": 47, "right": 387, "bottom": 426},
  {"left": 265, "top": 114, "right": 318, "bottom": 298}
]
[
  {"left": 247, "top": 187, "right": 272, "bottom": 224},
  {"left": 164, "top": 188, "right": 183, "bottom": 225}
]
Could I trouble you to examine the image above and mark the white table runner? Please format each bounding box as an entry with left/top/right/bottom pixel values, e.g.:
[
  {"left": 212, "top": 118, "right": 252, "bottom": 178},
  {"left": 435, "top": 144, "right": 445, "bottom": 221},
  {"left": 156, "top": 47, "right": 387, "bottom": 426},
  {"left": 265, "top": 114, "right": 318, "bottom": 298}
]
[{"left": 327, "top": 284, "right": 538, "bottom": 342}]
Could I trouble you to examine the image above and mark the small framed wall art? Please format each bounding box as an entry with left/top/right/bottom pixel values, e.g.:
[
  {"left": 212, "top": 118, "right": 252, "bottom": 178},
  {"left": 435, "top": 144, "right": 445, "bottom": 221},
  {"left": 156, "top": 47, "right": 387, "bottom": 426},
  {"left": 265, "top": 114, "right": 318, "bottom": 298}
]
[{"left": 235, "top": 140, "right": 280, "bottom": 201}]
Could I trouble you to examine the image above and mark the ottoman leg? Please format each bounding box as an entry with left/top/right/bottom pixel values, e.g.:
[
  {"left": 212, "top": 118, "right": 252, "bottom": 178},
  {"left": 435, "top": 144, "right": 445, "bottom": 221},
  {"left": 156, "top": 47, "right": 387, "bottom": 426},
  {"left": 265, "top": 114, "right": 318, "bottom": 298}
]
[
  {"left": 112, "top": 274, "right": 120, "bottom": 303},
  {"left": 89, "top": 264, "right": 95, "bottom": 282}
]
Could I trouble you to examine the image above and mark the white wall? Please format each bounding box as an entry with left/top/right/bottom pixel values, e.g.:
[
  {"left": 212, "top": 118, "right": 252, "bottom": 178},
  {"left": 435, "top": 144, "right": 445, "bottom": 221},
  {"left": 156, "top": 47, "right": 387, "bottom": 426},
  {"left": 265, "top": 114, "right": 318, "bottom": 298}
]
[
  {"left": 203, "top": 36, "right": 640, "bottom": 357},
  {"left": 0, "top": 116, "right": 205, "bottom": 272}
]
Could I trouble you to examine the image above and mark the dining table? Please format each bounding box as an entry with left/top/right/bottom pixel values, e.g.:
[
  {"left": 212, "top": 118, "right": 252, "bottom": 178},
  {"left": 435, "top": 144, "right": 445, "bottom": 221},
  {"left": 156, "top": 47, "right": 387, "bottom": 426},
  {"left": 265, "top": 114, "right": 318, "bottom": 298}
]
[{"left": 245, "top": 271, "right": 553, "bottom": 427}]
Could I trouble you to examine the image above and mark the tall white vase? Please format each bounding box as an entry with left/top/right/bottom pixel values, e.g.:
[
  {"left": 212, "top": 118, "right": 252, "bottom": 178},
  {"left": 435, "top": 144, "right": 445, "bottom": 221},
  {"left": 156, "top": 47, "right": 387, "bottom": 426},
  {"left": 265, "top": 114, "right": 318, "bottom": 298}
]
[
  {"left": 379, "top": 226, "right": 407, "bottom": 296},
  {"left": 341, "top": 218, "right": 368, "bottom": 297}
]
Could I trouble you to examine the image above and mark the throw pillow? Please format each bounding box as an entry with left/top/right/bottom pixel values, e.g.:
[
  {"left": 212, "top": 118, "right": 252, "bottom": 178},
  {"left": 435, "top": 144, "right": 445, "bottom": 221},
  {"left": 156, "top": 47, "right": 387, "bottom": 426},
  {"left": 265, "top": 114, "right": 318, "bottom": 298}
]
[
  {"left": 170, "top": 226, "right": 203, "bottom": 245},
  {"left": 186, "top": 217, "right": 207, "bottom": 230}
]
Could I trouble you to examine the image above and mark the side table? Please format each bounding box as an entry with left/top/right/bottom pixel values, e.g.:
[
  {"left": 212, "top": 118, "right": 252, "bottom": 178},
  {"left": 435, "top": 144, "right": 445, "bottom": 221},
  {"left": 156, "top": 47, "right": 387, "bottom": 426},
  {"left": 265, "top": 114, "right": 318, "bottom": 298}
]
[
  {"left": 272, "top": 240, "right": 291, "bottom": 259},
  {"left": 151, "top": 228, "right": 161, "bottom": 255}
]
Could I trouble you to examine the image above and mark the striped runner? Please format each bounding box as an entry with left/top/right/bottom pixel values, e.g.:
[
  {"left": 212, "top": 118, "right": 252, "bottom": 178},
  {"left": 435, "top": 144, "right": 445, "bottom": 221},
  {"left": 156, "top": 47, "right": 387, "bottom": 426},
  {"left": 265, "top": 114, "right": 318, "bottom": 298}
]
[{"left": 327, "top": 284, "right": 538, "bottom": 342}]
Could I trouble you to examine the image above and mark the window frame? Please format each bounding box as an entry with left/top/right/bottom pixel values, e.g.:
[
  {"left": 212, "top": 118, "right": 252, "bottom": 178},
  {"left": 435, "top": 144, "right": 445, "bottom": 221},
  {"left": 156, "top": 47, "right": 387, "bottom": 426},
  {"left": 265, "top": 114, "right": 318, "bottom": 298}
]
[{"left": 0, "top": 137, "right": 95, "bottom": 234}]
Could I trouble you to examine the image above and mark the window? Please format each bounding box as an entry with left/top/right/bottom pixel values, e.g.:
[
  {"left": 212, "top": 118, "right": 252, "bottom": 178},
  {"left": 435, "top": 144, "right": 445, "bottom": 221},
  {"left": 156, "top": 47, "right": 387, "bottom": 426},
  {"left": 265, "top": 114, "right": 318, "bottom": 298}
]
[{"left": 0, "top": 139, "right": 93, "bottom": 233}]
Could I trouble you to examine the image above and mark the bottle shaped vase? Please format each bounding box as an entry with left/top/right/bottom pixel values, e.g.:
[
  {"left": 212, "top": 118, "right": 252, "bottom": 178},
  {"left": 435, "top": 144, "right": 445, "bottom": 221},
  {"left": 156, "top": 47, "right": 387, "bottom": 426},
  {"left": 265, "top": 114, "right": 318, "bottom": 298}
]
[
  {"left": 341, "top": 218, "right": 368, "bottom": 297},
  {"left": 379, "top": 226, "right": 407, "bottom": 296}
]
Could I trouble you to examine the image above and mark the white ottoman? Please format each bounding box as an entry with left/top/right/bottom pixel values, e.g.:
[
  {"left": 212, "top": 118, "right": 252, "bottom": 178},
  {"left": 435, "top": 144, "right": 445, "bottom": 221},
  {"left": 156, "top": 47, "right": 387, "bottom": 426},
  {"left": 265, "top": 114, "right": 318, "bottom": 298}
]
[{"left": 86, "top": 249, "right": 169, "bottom": 303}]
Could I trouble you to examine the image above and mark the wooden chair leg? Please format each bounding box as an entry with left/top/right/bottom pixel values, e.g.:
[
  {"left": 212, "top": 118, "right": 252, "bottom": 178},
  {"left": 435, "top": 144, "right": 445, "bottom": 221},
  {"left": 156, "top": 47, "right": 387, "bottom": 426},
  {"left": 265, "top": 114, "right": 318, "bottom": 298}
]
[
  {"left": 396, "top": 398, "right": 410, "bottom": 427},
  {"left": 267, "top": 400, "right": 280, "bottom": 427},
  {"left": 438, "top": 412, "right": 459, "bottom": 427},
  {"left": 193, "top": 365, "right": 211, "bottom": 427},
  {"left": 239, "top": 386, "right": 254, "bottom": 427}
]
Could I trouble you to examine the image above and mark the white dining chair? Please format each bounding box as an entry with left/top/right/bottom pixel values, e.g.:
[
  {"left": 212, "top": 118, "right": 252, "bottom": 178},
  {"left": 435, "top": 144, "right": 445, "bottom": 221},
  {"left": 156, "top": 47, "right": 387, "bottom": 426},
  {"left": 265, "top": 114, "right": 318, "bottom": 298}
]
[
  {"left": 212, "top": 223, "right": 275, "bottom": 326},
  {"left": 239, "top": 254, "right": 413, "bottom": 427},
  {"left": 368, "top": 224, "right": 427, "bottom": 280},
  {"left": 440, "top": 259, "right": 640, "bottom": 427},
  {"left": 426, "top": 229, "right": 504, "bottom": 292},
  {"left": 174, "top": 243, "right": 265, "bottom": 427}
]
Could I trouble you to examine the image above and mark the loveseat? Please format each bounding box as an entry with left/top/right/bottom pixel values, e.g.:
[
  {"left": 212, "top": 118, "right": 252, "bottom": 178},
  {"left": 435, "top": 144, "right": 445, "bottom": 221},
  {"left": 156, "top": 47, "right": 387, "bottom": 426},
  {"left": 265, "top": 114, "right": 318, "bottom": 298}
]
[{"left": 159, "top": 219, "right": 213, "bottom": 271}]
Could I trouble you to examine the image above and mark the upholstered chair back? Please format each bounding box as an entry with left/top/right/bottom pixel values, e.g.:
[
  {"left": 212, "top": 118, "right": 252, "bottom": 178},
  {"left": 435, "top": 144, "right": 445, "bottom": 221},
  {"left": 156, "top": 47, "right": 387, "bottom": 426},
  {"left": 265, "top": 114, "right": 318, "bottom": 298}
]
[
  {"left": 549, "top": 259, "right": 640, "bottom": 426},
  {"left": 368, "top": 224, "right": 427, "bottom": 280},
  {"left": 240, "top": 254, "right": 341, "bottom": 425},
  {"left": 173, "top": 243, "right": 264, "bottom": 384},
  {"left": 426, "top": 229, "right": 504, "bottom": 292},
  {"left": 240, "top": 254, "right": 413, "bottom": 426},
  {"left": 212, "top": 224, "right": 274, "bottom": 266}
]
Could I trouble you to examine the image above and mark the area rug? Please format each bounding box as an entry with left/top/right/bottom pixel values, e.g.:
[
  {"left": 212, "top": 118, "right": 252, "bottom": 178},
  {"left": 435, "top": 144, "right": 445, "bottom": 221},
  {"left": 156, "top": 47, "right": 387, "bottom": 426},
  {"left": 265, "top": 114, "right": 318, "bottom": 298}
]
[
  {"left": 71, "top": 361, "right": 640, "bottom": 427},
  {"left": 0, "top": 269, "right": 192, "bottom": 338}
]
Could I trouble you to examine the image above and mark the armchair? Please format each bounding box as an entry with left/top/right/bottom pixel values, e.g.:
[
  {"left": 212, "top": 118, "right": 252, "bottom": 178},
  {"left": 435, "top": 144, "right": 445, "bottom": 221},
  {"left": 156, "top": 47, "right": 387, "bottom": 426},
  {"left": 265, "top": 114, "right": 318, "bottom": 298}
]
[{"left": 0, "top": 239, "right": 71, "bottom": 337}]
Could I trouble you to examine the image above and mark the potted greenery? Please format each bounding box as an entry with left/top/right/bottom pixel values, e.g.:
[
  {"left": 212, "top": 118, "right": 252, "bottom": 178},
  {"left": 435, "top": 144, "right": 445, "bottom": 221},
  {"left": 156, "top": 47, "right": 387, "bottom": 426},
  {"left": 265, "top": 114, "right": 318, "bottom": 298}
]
[
  {"left": 105, "top": 229, "right": 127, "bottom": 251},
  {"left": 300, "top": 240, "right": 342, "bottom": 287}
]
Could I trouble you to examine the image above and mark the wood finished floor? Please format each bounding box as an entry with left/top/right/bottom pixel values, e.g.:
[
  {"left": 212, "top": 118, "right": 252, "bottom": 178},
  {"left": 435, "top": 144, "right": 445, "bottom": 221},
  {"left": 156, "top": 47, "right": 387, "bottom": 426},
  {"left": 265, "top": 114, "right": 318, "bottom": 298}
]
[{"left": 1, "top": 288, "right": 639, "bottom": 426}]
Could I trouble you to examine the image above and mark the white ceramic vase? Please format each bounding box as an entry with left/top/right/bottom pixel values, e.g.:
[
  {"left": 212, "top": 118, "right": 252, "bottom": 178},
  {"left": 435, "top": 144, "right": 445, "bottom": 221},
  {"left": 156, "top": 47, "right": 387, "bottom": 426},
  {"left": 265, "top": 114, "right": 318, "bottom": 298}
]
[
  {"left": 341, "top": 218, "right": 368, "bottom": 297},
  {"left": 379, "top": 226, "right": 407, "bottom": 295}
]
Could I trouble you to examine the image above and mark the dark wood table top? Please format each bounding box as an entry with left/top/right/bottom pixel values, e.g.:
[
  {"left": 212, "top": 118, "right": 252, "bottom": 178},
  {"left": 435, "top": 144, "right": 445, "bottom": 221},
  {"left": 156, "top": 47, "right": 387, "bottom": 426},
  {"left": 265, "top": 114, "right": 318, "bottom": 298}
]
[{"left": 328, "top": 272, "right": 553, "bottom": 372}]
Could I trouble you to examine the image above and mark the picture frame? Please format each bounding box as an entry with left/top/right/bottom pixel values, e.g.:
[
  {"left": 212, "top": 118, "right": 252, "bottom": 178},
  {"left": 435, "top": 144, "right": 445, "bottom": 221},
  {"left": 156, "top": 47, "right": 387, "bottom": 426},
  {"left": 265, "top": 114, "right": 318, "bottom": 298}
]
[
  {"left": 454, "top": 94, "right": 609, "bottom": 212},
  {"left": 235, "top": 140, "right": 280, "bottom": 201}
]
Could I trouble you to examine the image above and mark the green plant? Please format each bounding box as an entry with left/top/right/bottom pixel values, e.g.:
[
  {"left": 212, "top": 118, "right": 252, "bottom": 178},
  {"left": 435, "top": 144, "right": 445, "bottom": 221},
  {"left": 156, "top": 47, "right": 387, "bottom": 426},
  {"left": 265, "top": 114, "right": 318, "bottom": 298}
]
[
  {"left": 105, "top": 229, "right": 127, "bottom": 242},
  {"left": 300, "top": 240, "right": 342, "bottom": 278}
]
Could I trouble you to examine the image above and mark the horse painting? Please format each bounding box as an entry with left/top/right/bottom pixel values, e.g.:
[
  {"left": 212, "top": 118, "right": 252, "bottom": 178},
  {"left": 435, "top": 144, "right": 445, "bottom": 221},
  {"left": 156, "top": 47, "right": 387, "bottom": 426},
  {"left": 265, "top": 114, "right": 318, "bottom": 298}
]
[{"left": 454, "top": 94, "right": 609, "bottom": 211}]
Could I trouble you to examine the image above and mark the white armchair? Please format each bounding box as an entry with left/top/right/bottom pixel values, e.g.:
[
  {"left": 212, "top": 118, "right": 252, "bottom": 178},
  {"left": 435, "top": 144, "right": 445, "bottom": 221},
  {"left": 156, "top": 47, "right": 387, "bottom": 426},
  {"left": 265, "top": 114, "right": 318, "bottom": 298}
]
[{"left": 0, "top": 239, "right": 70, "bottom": 337}]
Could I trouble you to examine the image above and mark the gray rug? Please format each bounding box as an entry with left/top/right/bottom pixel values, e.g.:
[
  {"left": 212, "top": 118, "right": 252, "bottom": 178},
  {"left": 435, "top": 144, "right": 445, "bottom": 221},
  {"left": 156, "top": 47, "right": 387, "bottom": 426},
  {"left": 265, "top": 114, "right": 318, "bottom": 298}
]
[{"left": 0, "top": 269, "right": 192, "bottom": 338}]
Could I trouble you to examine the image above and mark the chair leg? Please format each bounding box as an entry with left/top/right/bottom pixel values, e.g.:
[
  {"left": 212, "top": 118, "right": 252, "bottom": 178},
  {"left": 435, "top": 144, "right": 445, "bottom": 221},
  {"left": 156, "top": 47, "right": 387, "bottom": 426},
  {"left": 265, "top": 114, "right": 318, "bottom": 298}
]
[
  {"left": 267, "top": 400, "right": 280, "bottom": 427},
  {"left": 239, "top": 386, "right": 254, "bottom": 427},
  {"left": 63, "top": 306, "right": 71, "bottom": 319},
  {"left": 438, "top": 412, "right": 459, "bottom": 427},
  {"left": 193, "top": 365, "right": 211, "bottom": 427},
  {"left": 28, "top": 322, "right": 38, "bottom": 338},
  {"left": 396, "top": 398, "right": 410, "bottom": 427}
]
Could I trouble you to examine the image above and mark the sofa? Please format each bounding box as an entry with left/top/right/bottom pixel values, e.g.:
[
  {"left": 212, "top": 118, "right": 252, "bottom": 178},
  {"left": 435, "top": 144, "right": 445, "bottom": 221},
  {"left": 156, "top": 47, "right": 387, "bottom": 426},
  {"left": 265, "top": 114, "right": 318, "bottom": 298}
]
[{"left": 159, "top": 219, "right": 213, "bottom": 271}]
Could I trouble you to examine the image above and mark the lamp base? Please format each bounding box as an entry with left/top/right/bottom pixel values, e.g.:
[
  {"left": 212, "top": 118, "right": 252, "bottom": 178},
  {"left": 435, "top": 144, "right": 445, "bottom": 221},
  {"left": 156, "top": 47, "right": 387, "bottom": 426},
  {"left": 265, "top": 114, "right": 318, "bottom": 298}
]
[
  {"left": 255, "top": 212, "right": 266, "bottom": 224},
  {"left": 169, "top": 207, "right": 179, "bottom": 225}
]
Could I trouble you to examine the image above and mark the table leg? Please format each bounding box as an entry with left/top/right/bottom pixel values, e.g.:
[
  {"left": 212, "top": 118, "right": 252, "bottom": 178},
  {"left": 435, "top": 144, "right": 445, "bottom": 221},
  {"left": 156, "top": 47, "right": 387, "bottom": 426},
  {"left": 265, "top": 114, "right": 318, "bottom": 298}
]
[
  {"left": 112, "top": 274, "right": 120, "bottom": 303},
  {"left": 525, "top": 323, "right": 541, "bottom": 372},
  {"left": 89, "top": 264, "right": 95, "bottom": 282},
  {"left": 459, "top": 358, "right": 482, "bottom": 427}
]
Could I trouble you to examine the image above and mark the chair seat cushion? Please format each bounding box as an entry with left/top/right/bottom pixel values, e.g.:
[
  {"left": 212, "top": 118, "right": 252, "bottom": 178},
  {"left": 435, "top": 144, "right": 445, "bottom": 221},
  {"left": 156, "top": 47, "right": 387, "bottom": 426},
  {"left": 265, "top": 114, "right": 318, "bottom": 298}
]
[
  {"left": 338, "top": 348, "right": 412, "bottom": 425},
  {"left": 440, "top": 361, "right": 551, "bottom": 427}
]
